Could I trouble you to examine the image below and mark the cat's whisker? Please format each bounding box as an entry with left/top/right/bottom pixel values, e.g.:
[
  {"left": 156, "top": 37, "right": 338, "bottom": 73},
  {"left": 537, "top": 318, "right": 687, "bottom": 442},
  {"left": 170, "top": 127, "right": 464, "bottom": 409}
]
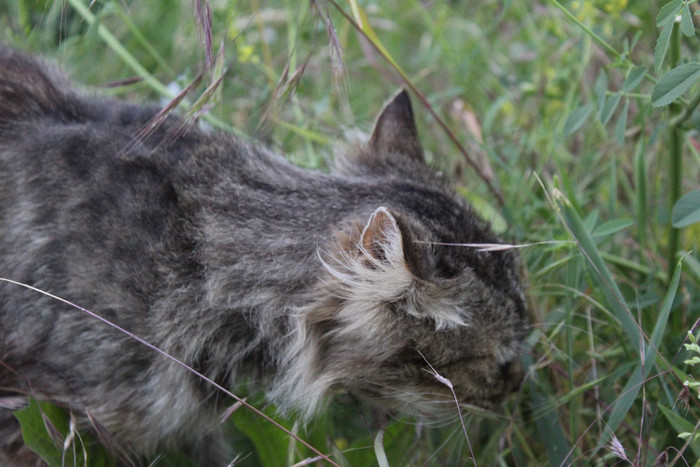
[{"left": 415, "top": 240, "right": 574, "bottom": 251}]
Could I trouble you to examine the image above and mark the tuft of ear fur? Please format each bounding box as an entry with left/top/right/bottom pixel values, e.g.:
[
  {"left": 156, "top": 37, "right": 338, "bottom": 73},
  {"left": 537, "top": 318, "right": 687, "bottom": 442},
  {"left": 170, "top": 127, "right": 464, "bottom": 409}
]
[
  {"left": 361, "top": 207, "right": 432, "bottom": 280},
  {"left": 360, "top": 206, "right": 402, "bottom": 263},
  {"left": 368, "top": 90, "right": 424, "bottom": 163},
  {"left": 315, "top": 206, "right": 433, "bottom": 305}
]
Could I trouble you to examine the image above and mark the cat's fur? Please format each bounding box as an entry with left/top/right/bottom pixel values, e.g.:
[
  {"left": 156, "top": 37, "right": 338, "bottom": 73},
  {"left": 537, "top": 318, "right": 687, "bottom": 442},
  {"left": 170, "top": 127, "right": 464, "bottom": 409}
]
[{"left": 0, "top": 46, "right": 528, "bottom": 465}]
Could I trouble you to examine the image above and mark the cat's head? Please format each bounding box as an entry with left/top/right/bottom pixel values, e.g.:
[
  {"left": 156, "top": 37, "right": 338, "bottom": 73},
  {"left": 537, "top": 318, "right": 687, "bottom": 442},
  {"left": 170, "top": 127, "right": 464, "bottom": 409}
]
[{"left": 274, "top": 90, "right": 528, "bottom": 419}]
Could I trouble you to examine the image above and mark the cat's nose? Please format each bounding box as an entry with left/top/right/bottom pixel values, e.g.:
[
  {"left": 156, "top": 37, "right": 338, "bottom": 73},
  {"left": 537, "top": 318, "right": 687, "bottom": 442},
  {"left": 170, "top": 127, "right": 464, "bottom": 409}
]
[{"left": 500, "top": 360, "right": 525, "bottom": 393}]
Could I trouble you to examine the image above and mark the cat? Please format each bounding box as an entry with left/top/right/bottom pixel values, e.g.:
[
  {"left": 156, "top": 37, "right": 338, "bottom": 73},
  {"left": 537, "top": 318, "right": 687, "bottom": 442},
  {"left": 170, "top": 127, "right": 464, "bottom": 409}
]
[{"left": 0, "top": 45, "right": 528, "bottom": 466}]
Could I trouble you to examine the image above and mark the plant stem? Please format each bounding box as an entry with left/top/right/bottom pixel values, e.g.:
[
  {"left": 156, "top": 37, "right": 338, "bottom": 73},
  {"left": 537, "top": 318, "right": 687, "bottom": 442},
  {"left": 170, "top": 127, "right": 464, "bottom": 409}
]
[
  {"left": 548, "top": 0, "right": 621, "bottom": 59},
  {"left": 668, "top": 126, "right": 682, "bottom": 267},
  {"left": 668, "top": 24, "right": 683, "bottom": 273},
  {"left": 671, "top": 90, "right": 700, "bottom": 127},
  {"left": 547, "top": 0, "right": 657, "bottom": 85}
]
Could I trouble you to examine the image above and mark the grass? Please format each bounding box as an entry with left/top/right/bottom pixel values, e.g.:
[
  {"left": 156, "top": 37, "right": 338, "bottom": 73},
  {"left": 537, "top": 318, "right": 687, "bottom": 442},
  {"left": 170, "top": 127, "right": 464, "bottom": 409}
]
[{"left": 2, "top": 0, "right": 700, "bottom": 465}]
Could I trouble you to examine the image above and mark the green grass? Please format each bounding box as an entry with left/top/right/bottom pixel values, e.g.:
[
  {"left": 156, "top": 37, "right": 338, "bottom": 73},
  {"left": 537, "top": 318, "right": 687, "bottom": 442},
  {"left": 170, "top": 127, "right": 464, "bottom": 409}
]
[{"left": 3, "top": 0, "right": 700, "bottom": 465}]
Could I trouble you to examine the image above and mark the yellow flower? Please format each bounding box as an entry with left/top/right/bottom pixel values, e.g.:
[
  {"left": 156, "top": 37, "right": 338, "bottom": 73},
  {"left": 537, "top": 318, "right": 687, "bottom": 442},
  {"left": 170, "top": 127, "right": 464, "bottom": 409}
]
[
  {"left": 238, "top": 44, "right": 259, "bottom": 64},
  {"left": 575, "top": 2, "right": 595, "bottom": 21},
  {"left": 501, "top": 100, "right": 515, "bottom": 117},
  {"left": 603, "top": 0, "right": 628, "bottom": 16},
  {"left": 335, "top": 438, "right": 349, "bottom": 451}
]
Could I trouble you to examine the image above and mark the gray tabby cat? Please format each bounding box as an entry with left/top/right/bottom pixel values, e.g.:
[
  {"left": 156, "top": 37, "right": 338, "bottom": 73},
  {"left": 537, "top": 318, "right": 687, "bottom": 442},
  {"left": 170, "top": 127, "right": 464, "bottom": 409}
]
[{"left": 0, "top": 46, "right": 528, "bottom": 465}]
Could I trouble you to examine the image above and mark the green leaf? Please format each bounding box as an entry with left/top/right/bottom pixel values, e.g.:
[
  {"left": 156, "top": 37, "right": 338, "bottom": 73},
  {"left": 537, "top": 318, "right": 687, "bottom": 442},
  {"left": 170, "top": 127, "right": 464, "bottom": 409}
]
[
  {"left": 592, "top": 218, "right": 633, "bottom": 239},
  {"left": 657, "top": 0, "right": 683, "bottom": 27},
  {"left": 631, "top": 30, "right": 643, "bottom": 50},
  {"left": 672, "top": 189, "right": 700, "bottom": 227},
  {"left": 681, "top": 1, "right": 695, "bottom": 36},
  {"left": 645, "top": 259, "right": 681, "bottom": 376},
  {"left": 563, "top": 104, "right": 593, "bottom": 136},
  {"left": 13, "top": 398, "right": 116, "bottom": 467},
  {"left": 655, "top": 20, "right": 674, "bottom": 73},
  {"left": 594, "top": 70, "right": 608, "bottom": 110},
  {"left": 615, "top": 99, "right": 629, "bottom": 144},
  {"left": 599, "top": 93, "right": 621, "bottom": 125},
  {"left": 652, "top": 62, "right": 700, "bottom": 106},
  {"left": 658, "top": 405, "right": 700, "bottom": 458},
  {"left": 583, "top": 209, "right": 600, "bottom": 232},
  {"left": 622, "top": 66, "right": 647, "bottom": 92},
  {"left": 232, "top": 402, "right": 293, "bottom": 467},
  {"left": 14, "top": 399, "right": 71, "bottom": 467}
]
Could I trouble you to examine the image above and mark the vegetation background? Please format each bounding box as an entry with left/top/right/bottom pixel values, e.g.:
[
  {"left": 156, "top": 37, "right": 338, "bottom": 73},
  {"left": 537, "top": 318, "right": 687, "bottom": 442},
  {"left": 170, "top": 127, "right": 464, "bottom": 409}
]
[{"left": 2, "top": 0, "right": 700, "bottom": 465}]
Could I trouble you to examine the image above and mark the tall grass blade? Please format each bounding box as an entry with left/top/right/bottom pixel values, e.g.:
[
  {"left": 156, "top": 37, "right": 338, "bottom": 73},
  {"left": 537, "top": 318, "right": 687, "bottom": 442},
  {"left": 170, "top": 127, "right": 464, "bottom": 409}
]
[
  {"left": 65, "top": 0, "right": 232, "bottom": 133},
  {"left": 194, "top": 0, "right": 214, "bottom": 70},
  {"left": 527, "top": 380, "right": 571, "bottom": 466},
  {"left": 64, "top": 0, "right": 171, "bottom": 97},
  {"left": 110, "top": 1, "right": 175, "bottom": 76},
  {"left": 346, "top": 0, "right": 361, "bottom": 26},
  {"left": 349, "top": 2, "right": 402, "bottom": 74},
  {"left": 373, "top": 429, "right": 390, "bottom": 467},
  {"left": 634, "top": 139, "right": 648, "bottom": 245},
  {"left": 552, "top": 189, "right": 640, "bottom": 349},
  {"left": 602, "top": 259, "right": 682, "bottom": 443}
]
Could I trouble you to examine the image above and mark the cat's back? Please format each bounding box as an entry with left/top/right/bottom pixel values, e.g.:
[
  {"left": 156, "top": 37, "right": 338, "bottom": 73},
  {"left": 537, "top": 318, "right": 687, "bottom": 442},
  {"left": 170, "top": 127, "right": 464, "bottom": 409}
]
[
  {"left": 0, "top": 46, "right": 203, "bottom": 180},
  {"left": 0, "top": 46, "right": 272, "bottom": 203},
  {"left": 0, "top": 46, "right": 158, "bottom": 134},
  {"left": 0, "top": 45, "right": 76, "bottom": 127},
  {"left": 0, "top": 45, "right": 207, "bottom": 208},
  {"left": 0, "top": 47, "right": 198, "bottom": 330}
]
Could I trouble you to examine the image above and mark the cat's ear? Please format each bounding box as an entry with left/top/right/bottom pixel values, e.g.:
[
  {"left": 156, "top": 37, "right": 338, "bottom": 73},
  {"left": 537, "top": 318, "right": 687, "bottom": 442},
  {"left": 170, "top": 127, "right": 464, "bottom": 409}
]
[
  {"left": 360, "top": 207, "right": 400, "bottom": 262},
  {"left": 360, "top": 207, "right": 430, "bottom": 279},
  {"left": 369, "top": 90, "right": 424, "bottom": 163}
]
